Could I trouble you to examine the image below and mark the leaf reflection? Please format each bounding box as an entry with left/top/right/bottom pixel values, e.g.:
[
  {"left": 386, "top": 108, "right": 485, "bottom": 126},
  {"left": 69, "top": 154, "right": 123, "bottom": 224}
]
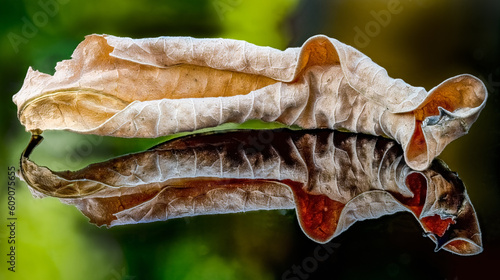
[{"left": 19, "top": 129, "right": 482, "bottom": 256}]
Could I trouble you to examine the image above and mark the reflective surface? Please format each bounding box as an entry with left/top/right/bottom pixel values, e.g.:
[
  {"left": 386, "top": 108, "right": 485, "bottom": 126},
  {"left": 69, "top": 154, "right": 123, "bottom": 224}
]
[
  {"left": 20, "top": 129, "right": 482, "bottom": 256},
  {"left": 2, "top": 0, "right": 499, "bottom": 279}
]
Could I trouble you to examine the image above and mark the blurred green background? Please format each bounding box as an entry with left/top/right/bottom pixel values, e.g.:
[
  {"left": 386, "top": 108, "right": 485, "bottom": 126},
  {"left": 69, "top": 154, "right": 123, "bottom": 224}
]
[{"left": 1, "top": 0, "right": 499, "bottom": 279}]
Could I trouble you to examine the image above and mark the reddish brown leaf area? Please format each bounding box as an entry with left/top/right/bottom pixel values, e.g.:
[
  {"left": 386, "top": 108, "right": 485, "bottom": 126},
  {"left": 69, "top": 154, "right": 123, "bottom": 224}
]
[
  {"left": 285, "top": 180, "right": 345, "bottom": 243},
  {"left": 413, "top": 77, "right": 484, "bottom": 122},
  {"left": 391, "top": 172, "right": 427, "bottom": 217},
  {"left": 407, "top": 121, "right": 427, "bottom": 165},
  {"left": 391, "top": 172, "right": 456, "bottom": 238},
  {"left": 77, "top": 187, "right": 162, "bottom": 226},
  {"left": 445, "top": 240, "right": 474, "bottom": 253},
  {"left": 76, "top": 178, "right": 291, "bottom": 226},
  {"left": 298, "top": 36, "right": 340, "bottom": 72},
  {"left": 421, "top": 215, "right": 456, "bottom": 237}
]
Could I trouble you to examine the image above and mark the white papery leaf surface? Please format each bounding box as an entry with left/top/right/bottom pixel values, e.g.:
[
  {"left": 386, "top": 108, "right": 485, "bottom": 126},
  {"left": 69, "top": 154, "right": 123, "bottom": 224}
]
[{"left": 13, "top": 34, "right": 487, "bottom": 170}]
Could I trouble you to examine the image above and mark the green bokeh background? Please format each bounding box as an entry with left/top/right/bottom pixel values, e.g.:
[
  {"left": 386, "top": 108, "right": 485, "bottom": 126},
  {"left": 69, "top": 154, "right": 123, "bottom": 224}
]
[{"left": 1, "top": 0, "right": 499, "bottom": 279}]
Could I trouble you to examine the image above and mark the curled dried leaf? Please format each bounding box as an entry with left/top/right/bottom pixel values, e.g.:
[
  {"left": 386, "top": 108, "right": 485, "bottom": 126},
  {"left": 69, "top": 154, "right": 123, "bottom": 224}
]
[
  {"left": 18, "top": 129, "right": 482, "bottom": 255},
  {"left": 13, "top": 35, "right": 487, "bottom": 170}
]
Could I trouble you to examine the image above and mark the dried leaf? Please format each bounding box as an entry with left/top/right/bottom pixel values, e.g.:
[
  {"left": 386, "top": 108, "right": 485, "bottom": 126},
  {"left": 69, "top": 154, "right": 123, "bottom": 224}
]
[
  {"left": 19, "top": 129, "right": 482, "bottom": 255},
  {"left": 13, "top": 35, "right": 487, "bottom": 170}
]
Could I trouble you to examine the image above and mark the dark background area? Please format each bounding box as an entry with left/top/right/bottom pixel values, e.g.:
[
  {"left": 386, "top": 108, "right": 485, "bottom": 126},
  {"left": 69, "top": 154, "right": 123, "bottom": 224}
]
[{"left": 1, "top": 0, "right": 499, "bottom": 279}]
